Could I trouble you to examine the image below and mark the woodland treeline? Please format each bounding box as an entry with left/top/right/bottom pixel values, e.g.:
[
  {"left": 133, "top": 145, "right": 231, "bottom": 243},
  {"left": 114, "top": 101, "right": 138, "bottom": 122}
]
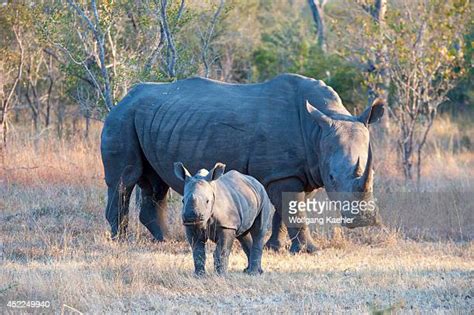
[{"left": 0, "top": 0, "right": 472, "bottom": 180}]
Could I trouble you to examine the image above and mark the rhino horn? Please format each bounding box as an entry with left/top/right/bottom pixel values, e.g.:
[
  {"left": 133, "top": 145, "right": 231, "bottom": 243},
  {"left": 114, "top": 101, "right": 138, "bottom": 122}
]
[
  {"left": 358, "top": 144, "right": 373, "bottom": 192},
  {"left": 354, "top": 157, "right": 362, "bottom": 177}
]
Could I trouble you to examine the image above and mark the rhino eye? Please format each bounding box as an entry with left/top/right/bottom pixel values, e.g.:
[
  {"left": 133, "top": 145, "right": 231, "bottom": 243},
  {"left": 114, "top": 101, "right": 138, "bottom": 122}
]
[
  {"left": 206, "top": 200, "right": 210, "bottom": 204},
  {"left": 329, "top": 174, "right": 336, "bottom": 183},
  {"left": 181, "top": 199, "right": 184, "bottom": 204}
]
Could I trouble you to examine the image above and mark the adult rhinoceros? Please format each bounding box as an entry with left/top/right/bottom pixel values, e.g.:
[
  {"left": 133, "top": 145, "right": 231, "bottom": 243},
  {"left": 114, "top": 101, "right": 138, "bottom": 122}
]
[{"left": 101, "top": 73, "right": 384, "bottom": 253}]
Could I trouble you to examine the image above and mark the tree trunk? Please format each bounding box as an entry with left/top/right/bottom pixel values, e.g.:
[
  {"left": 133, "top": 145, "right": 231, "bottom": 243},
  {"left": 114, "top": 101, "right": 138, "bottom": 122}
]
[
  {"left": 45, "top": 55, "right": 54, "bottom": 127},
  {"left": 144, "top": 21, "right": 165, "bottom": 73},
  {"left": 308, "top": 0, "right": 327, "bottom": 53},
  {"left": 371, "top": 0, "right": 390, "bottom": 137},
  {"left": 24, "top": 81, "right": 40, "bottom": 132},
  {"left": 0, "top": 27, "right": 24, "bottom": 161},
  {"left": 56, "top": 101, "right": 65, "bottom": 139},
  {"left": 85, "top": 114, "right": 90, "bottom": 139},
  {"left": 200, "top": 0, "right": 225, "bottom": 78},
  {"left": 160, "top": 0, "right": 178, "bottom": 78},
  {"left": 66, "top": 0, "right": 114, "bottom": 111},
  {"left": 372, "top": 0, "right": 387, "bottom": 22}
]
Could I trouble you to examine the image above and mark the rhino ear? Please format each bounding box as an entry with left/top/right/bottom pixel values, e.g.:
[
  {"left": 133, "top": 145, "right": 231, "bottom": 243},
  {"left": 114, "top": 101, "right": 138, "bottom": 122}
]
[
  {"left": 306, "top": 100, "right": 333, "bottom": 129},
  {"left": 174, "top": 162, "right": 191, "bottom": 182},
  {"left": 207, "top": 162, "right": 226, "bottom": 181},
  {"left": 358, "top": 98, "right": 385, "bottom": 126}
]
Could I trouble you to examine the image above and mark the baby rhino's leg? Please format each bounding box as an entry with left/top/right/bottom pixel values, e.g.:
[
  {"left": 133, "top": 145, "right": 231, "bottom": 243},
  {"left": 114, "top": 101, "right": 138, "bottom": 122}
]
[
  {"left": 185, "top": 226, "right": 207, "bottom": 276},
  {"left": 214, "top": 228, "right": 235, "bottom": 275},
  {"left": 246, "top": 215, "right": 265, "bottom": 275},
  {"left": 237, "top": 232, "right": 252, "bottom": 272}
]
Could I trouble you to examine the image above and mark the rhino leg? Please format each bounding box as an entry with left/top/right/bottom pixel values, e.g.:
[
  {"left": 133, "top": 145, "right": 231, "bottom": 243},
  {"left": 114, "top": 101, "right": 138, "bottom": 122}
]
[
  {"left": 266, "top": 178, "right": 317, "bottom": 254},
  {"left": 214, "top": 228, "right": 235, "bottom": 276},
  {"left": 265, "top": 212, "right": 287, "bottom": 252},
  {"left": 237, "top": 231, "right": 252, "bottom": 271},
  {"left": 137, "top": 170, "right": 169, "bottom": 241},
  {"left": 288, "top": 225, "right": 317, "bottom": 254},
  {"left": 286, "top": 191, "right": 317, "bottom": 254},
  {"left": 264, "top": 181, "right": 291, "bottom": 251},
  {"left": 102, "top": 123, "right": 143, "bottom": 240},
  {"left": 246, "top": 215, "right": 265, "bottom": 275},
  {"left": 105, "top": 183, "right": 134, "bottom": 240},
  {"left": 185, "top": 226, "right": 207, "bottom": 276}
]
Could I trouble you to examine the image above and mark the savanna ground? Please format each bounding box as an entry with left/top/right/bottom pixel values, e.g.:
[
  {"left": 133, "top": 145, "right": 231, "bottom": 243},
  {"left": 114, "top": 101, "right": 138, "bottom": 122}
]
[{"left": 1, "top": 118, "right": 473, "bottom": 313}]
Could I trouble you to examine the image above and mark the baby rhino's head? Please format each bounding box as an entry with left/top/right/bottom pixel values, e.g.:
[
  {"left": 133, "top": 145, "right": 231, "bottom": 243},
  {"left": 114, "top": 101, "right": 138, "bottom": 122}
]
[{"left": 174, "top": 162, "right": 226, "bottom": 227}]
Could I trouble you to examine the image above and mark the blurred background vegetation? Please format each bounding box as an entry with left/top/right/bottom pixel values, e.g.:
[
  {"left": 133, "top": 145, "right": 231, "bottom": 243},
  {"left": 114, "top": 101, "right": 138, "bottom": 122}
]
[{"left": 0, "top": 0, "right": 472, "bottom": 181}]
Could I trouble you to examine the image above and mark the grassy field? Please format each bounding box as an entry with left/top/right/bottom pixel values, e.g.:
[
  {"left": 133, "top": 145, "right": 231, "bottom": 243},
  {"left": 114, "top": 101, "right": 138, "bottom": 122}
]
[{"left": 1, "top": 120, "right": 473, "bottom": 313}]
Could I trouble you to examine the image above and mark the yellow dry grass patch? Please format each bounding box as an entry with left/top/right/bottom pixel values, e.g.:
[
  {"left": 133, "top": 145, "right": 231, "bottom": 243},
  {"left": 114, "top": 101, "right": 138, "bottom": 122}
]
[{"left": 1, "top": 238, "right": 472, "bottom": 313}]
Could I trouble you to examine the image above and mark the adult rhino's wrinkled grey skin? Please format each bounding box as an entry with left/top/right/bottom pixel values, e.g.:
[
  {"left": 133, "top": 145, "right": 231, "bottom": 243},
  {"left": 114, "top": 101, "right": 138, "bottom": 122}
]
[
  {"left": 174, "top": 162, "right": 274, "bottom": 275},
  {"left": 100, "top": 73, "right": 384, "bottom": 253}
]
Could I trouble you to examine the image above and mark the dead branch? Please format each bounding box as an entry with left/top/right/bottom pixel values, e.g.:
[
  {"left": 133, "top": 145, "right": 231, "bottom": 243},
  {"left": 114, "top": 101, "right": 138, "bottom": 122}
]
[{"left": 200, "top": 0, "right": 225, "bottom": 78}]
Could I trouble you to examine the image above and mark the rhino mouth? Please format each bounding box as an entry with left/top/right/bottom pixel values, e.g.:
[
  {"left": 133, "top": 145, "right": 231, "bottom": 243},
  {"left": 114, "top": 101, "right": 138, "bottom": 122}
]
[
  {"left": 183, "top": 220, "right": 206, "bottom": 226},
  {"left": 341, "top": 212, "right": 381, "bottom": 229}
]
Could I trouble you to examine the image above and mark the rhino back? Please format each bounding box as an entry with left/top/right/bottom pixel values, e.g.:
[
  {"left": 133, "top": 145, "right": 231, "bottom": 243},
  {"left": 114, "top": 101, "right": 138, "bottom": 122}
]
[
  {"left": 212, "top": 170, "right": 268, "bottom": 235},
  {"left": 131, "top": 74, "right": 348, "bottom": 193}
]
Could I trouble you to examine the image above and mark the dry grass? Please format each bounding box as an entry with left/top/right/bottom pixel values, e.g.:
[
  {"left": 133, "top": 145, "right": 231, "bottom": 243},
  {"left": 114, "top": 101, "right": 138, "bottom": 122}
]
[{"left": 1, "top": 118, "right": 473, "bottom": 313}]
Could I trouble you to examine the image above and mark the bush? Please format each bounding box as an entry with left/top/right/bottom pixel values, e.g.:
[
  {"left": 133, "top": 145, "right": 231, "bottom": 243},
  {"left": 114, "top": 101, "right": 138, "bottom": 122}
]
[{"left": 251, "top": 26, "right": 365, "bottom": 111}]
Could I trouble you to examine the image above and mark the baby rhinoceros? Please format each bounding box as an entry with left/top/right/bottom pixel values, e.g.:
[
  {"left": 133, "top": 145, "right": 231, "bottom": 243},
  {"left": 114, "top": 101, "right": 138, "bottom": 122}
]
[{"left": 174, "top": 162, "right": 274, "bottom": 276}]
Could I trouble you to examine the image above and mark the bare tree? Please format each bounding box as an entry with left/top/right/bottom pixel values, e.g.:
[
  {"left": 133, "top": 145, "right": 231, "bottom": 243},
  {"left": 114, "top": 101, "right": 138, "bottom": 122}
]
[
  {"left": 383, "top": 2, "right": 467, "bottom": 182},
  {"left": 144, "top": 19, "right": 166, "bottom": 73},
  {"left": 23, "top": 52, "right": 45, "bottom": 131},
  {"left": 331, "top": 0, "right": 468, "bottom": 181},
  {"left": 141, "top": 0, "right": 186, "bottom": 79},
  {"left": 159, "top": 0, "right": 179, "bottom": 78},
  {"left": 307, "top": 0, "right": 327, "bottom": 53},
  {"left": 66, "top": 0, "right": 114, "bottom": 111},
  {"left": 199, "top": 0, "right": 225, "bottom": 78},
  {"left": 358, "top": 0, "right": 386, "bottom": 21},
  {"left": 73, "top": 84, "right": 100, "bottom": 138},
  {"left": 44, "top": 53, "right": 54, "bottom": 128},
  {"left": 0, "top": 26, "right": 24, "bottom": 159}
]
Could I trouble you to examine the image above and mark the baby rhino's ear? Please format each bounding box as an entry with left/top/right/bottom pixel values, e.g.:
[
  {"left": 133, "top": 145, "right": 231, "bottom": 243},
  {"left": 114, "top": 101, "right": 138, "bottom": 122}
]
[
  {"left": 174, "top": 162, "right": 191, "bottom": 182},
  {"left": 207, "top": 162, "right": 226, "bottom": 181}
]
